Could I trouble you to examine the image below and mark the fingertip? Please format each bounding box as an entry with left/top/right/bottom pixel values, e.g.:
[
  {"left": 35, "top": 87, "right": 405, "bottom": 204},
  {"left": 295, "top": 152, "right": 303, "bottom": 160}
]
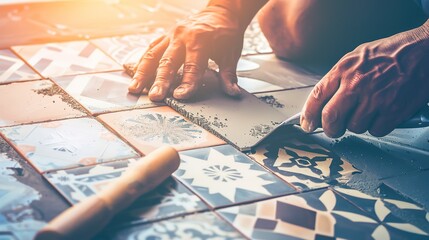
[
  {"left": 128, "top": 78, "right": 143, "bottom": 94},
  {"left": 225, "top": 83, "right": 241, "bottom": 97},
  {"left": 173, "top": 85, "right": 196, "bottom": 100}
]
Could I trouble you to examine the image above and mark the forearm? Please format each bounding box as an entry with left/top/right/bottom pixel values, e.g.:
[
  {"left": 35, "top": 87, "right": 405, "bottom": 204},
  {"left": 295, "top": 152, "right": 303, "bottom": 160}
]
[{"left": 207, "top": 0, "right": 269, "bottom": 30}]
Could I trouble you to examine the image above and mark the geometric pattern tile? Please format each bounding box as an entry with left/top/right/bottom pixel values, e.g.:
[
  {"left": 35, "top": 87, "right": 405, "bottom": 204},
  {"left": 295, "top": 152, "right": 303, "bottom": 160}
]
[
  {"left": 0, "top": 49, "right": 40, "bottom": 84},
  {"left": 12, "top": 41, "right": 120, "bottom": 77},
  {"left": 334, "top": 185, "right": 429, "bottom": 238},
  {"left": 218, "top": 188, "right": 418, "bottom": 240},
  {"left": 0, "top": 80, "right": 87, "bottom": 127},
  {"left": 0, "top": 118, "right": 139, "bottom": 173},
  {"left": 106, "top": 212, "right": 244, "bottom": 240},
  {"left": 250, "top": 132, "right": 360, "bottom": 191},
  {"left": 242, "top": 20, "right": 272, "bottom": 56},
  {"left": 45, "top": 159, "right": 208, "bottom": 226},
  {"left": 174, "top": 145, "right": 295, "bottom": 208},
  {"left": 53, "top": 71, "right": 162, "bottom": 114},
  {"left": 98, "top": 106, "right": 225, "bottom": 154},
  {"left": 91, "top": 33, "right": 162, "bottom": 65},
  {"left": 0, "top": 137, "right": 69, "bottom": 240}
]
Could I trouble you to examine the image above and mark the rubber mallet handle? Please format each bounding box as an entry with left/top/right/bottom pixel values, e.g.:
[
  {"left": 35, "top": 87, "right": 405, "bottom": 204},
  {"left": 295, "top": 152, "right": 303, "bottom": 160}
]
[{"left": 34, "top": 146, "right": 180, "bottom": 240}]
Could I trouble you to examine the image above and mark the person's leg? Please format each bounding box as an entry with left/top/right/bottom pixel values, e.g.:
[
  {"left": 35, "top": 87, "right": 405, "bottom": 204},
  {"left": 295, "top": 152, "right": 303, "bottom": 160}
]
[{"left": 258, "top": 0, "right": 427, "bottom": 64}]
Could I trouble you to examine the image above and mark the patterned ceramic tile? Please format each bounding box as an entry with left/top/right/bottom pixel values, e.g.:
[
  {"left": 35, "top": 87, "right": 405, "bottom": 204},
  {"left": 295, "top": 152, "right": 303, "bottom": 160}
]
[
  {"left": 335, "top": 185, "right": 429, "bottom": 238},
  {"left": 53, "top": 71, "right": 162, "bottom": 114},
  {"left": 91, "top": 33, "right": 162, "bottom": 64},
  {"left": 0, "top": 137, "right": 69, "bottom": 240},
  {"left": 12, "top": 41, "right": 120, "bottom": 77},
  {"left": 0, "top": 80, "right": 86, "bottom": 127},
  {"left": 250, "top": 131, "right": 360, "bottom": 191},
  {"left": 107, "top": 212, "right": 244, "bottom": 240},
  {"left": 98, "top": 106, "right": 225, "bottom": 154},
  {"left": 45, "top": 159, "right": 208, "bottom": 225},
  {"left": 0, "top": 49, "right": 40, "bottom": 84},
  {"left": 219, "top": 188, "right": 417, "bottom": 239},
  {"left": 242, "top": 20, "right": 272, "bottom": 56},
  {"left": 0, "top": 118, "right": 139, "bottom": 173},
  {"left": 174, "top": 145, "right": 295, "bottom": 208}
]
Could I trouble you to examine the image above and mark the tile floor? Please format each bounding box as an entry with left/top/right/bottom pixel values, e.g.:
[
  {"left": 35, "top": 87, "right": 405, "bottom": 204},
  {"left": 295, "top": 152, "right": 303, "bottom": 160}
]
[{"left": 1, "top": 8, "right": 428, "bottom": 239}]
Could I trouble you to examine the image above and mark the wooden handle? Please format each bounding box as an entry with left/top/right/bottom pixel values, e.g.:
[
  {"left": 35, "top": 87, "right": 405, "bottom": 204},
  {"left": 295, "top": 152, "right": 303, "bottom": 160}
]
[{"left": 34, "top": 146, "right": 180, "bottom": 240}]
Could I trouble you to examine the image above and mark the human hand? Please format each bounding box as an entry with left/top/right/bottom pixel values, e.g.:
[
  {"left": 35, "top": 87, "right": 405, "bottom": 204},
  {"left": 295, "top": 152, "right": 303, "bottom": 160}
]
[
  {"left": 128, "top": 5, "right": 246, "bottom": 101},
  {"left": 301, "top": 21, "right": 429, "bottom": 138}
]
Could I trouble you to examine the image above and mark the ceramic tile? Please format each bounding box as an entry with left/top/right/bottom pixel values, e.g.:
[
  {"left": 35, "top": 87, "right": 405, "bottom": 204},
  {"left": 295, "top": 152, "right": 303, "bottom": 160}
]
[
  {"left": 174, "top": 145, "right": 295, "bottom": 208},
  {"left": 334, "top": 185, "right": 429, "bottom": 238},
  {"left": 0, "top": 49, "right": 40, "bottom": 84},
  {"left": 98, "top": 106, "right": 225, "bottom": 154},
  {"left": 0, "top": 137, "right": 69, "bottom": 240},
  {"left": 238, "top": 54, "right": 320, "bottom": 90},
  {"left": 45, "top": 159, "right": 208, "bottom": 225},
  {"left": 165, "top": 70, "right": 287, "bottom": 152},
  {"left": 384, "top": 170, "right": 429, "bottom": 212},
  {"left": 237, "top": 76, "right": 283, "bottom": 94},
  {"left": 0, "top": 118, "right": 139, "bottom": 173},
  {"left": 106, "top": 212, "right": 244, "bottom": 240},
  {"left": 53, "top": 71, "right": 162, "bottom": 114},
  {"left": 219, "top": 188, "right": 416, "bottom": 239},
  {"left": 250, "top": 130, "right": 360, "bottom": 191},
  {"left": 91, "top": 33, "right": 162, "bottom": 64},
  {"left": 256, "top": 87, "right": 313, "bottom": 117},
  {"left": 0, "top": 80, "right": 86, "bottom": 127},
  {"left": 242, "top": 20, "right": 273, "bottom": 56},
  {"left": 12, "top": 41, "right": 120, "bottom": 77}
]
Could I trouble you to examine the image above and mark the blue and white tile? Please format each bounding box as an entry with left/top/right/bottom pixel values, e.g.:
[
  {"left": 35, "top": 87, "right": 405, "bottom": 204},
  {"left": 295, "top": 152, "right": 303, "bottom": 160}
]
[
  {"left": 53, "top": 71, "right": 162, "bottom": 114},
  {"left": 0, "top": 118, "right": 139, "bottom": 173},
  {"left": 0, "top": 49, "right": 40, "bottom": 84},
  {"left": 218, "top": 188, "right": 415, "bottom": 239},
  {"left": 174, "top": 145, "right": 295, "bottom": 208},
  {"left": 107, "top": 212, "right": 244, "bottom": 240},
  {"left": 334, "top": 185, "right": 429, "bottom": 238},
  {"left": 0, "top": 137, "right": 69, "bottom": 240},
  {"left": 12, "top": 41, "right": 120, "bottom": 77},
  {"left": 45, "top": 159, "right": 208, "bottom": 225},
  {"left": 91, "top": 33, "right": 162, "bottom": 64}
]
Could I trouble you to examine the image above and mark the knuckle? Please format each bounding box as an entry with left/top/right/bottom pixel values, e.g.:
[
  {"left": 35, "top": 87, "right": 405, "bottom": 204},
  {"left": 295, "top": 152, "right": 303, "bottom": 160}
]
[
  {"left": 183, "top": 63, "right": 202, "bottom": 74},
  {"left": 311, "top": 83, "right": 325, "bottom": 100}
]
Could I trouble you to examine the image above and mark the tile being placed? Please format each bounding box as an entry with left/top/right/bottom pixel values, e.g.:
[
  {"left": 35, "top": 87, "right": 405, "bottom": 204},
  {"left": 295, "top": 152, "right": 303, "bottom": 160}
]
[
  {"left": 174, "top": 145, "right": 295, "bottom": 208},
  {"left": 91, "top": 33, "right": 162, "bottom": 64},
  {"left": 107, "top": 211, "right": 244, "bottom": 240},
  {"left": 98, "top": 106, "right": 225, "bottom": 154},
  {"left": 256, "top": 87, "right": 313, "bottom": 117},
  {"left": 45, "top": 159, "right": 208, "bottom": 225},
  {"left": 0, "top": 118, "right": 139, "bottom": 173},
  {"left": 12, "top": 40, "right": 120, "bottom": 77},
  {"left": 250, "top": 129, "right": 360, "bottom": 191},
  {"left": 218, "top": 188, "right": 415, "bottom": 239},
  {"left": 0, "top": 49, "right": 40, "bottom": 84},
  {"left": 0, "top": 80, "right": 86, "bottom": 127},
  {"left": 237, "top": 76, "right": 283, "bottom": 94},
  {"left": 334, "top": 185, "right": 429, "bottom": 238},
  {"left": 238, "top": 54, "right": 320, "bottom": 90},
  {"left": 0, "top": 137, "right": 69, "bottom": 240},
  {"left": 53, "top": 71, "right": 162, "bottom": 114}
]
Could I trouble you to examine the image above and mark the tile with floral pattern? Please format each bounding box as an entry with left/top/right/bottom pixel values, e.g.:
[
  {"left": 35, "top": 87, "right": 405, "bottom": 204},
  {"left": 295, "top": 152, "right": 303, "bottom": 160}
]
[
  {"left": 174, "top": 145, "right": 295, "bottom": 208},
  {"left": 98, "top": 106, "right": 225, "bottom": 154},
  {"left": 0, "top": 118, "right": 139, "bottom": 173}
]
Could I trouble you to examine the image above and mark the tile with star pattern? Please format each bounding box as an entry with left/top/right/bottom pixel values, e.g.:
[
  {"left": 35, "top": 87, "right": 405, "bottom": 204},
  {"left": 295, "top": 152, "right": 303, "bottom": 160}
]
[
  {"left": 0, "top": 49, "right": 40, "bottom": 84},
  {"left": 0, "top": 80, "right": 87, "bottom": 127},
  {"left": 0, "top": 118, "right": 139, "bottom": 173},
  {"left": 334, "top": 185, "right": 429, "bottom": 238},
  {"left": 45, "top": 159, "right": 208, "bottom": 226},
  {"left": 106, "top": 212, "right": 244, "bottom": 240},
  {"left": 218, "top": 188, "right": 420, "bottom": 239},
  {"left": 12, "top": 40, "right": 120, "bottom": 78},
  {"left": 53, "top": 71, "right": 162, "bottom": 114},
  {"left": 174, "top": 145, "right": 295, "bottom": 208},
  {"left": 98, "top": 106, "right": 225, "bottom": 154},
  {"left": 90, "top": 33, "right": 162, "bottom": 65},
  {"left": 249, "top": 129, "right": 360, "bottom": 191},
  {"left": 0, "top": 137, "right": 69, "bottom": 240}
]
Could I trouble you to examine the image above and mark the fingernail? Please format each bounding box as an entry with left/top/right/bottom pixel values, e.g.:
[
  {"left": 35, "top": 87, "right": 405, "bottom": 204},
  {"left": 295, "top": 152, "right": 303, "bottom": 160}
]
[
  {"left": 130, "top": 78, "right": 138, "bottom": 89},
  {"left": 301, "top": 119, "right": 316, "bottom": 133},
  {"left": 149, "top": 86, "right": 159, "bottom": 95},
  {"left": 174, "top": 86, "right": 186, "bottom": 95}
]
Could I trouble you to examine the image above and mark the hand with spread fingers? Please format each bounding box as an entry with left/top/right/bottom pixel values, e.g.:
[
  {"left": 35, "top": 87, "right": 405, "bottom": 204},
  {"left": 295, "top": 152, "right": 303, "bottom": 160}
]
[
  {"left": 128, "top": 0, "right": 268, "bottom": 101},
  {"left": 301, "top": 20, "right": 429, "bottom": 138}
]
